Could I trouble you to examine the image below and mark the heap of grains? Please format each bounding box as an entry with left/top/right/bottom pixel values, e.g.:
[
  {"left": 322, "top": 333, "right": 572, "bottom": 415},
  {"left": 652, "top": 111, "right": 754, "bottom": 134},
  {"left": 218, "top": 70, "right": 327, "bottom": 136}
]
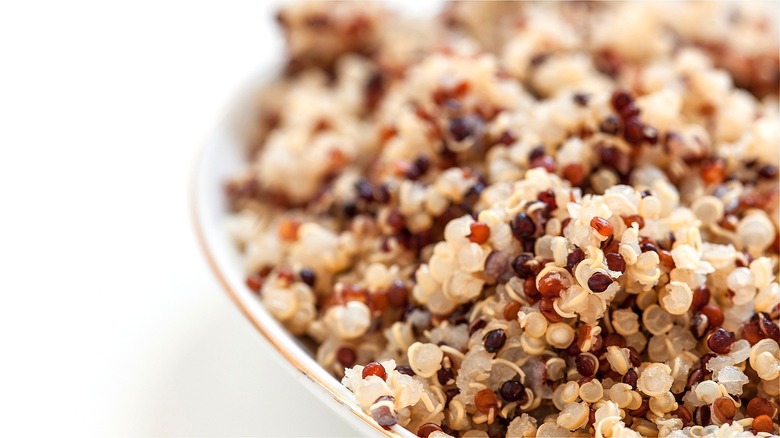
[{"left": 225, "top": 2, "right": 780, "bottom": 437}]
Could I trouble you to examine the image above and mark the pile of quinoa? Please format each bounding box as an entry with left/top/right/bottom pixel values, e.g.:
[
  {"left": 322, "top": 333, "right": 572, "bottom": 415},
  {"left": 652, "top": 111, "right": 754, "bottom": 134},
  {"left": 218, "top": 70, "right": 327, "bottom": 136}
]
[{"left": 225, "top": 2, "right": 780, "bottom": 437}]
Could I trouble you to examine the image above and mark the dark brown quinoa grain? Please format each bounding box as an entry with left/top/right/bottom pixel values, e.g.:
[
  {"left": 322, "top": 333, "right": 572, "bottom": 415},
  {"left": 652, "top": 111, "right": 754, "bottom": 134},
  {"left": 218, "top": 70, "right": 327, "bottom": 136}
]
[
  {"left": 449, "top": 116, "right": 475, "bottom": 141},
  {"left": 387, "top": 280, "right": 408, "bottom": 308},
  {"left": 499, "top": 380, "right": 527, "bottom": 403},
  {"left": 371, "top": 405, "right": 397, "bottom": 427},
  {"left": 539, "top": 297, "right": 562, "bottom": 322},
  {"left": 758, "top": 313, "right": 780, "bottom": 341},
  {"left": 707, "top": 327, "right": 736, "bottom": 353},
  {"left": 691, "top": 286, "right": 710, "bottom": 311},
  {"left": 622, "top": 368, "right": 638, "bottom": 389},
  {"left": 444, "top": 388, "right": 460, "bottom": 408},
  {"left": 483, "top": 329, "right": 507, "bottom": 353},
  {"left": 626, "top": 346, "right": 641, "bottom": 367},
  {"left": 639, "top": 240, "right": 658, "bottom": 253},
  {"left": 299, "top": 268, "right": 316, "bottom": 287},
  {"left": 673, "top": 405, "right": 692, "bottom": 426},
  {"left": 693, "top": 405, "right": 711, "bottom": 426},
  {"left": 510, "top": 212, "right": 535, "bottom": 239},
  {"left": 701, "top": 304, "right": 725, "bottom": 327},
  {"left": 604, "top": 333, "right": 627, "bottom": 348},
  {"left": 610, "top": 89, "right": 633, "bottom": 112},
  {"left": 687, "top": 367, "right": 705, "bottom": 388},
  {"left": 605, "top": 252, "right": 626, "bottom": 272},
  {"left": 395, "top": 365, "right": 415, "bottom": 376},
  {"left": 336, "top": 347, "right": 357, "bottom": 368},
  {"left": 511, "top": 253, "right": 536, "bottom": 278},
  {"left": 386, "top": 209, "right": 405, "bottom": 231},
  {"left": 741, "top": 319, "right": 765, "bottom": 345},
  {"left": 468, "top": 319, "right": 487, "bottom": 336},
  {"left": 437, "top": 365, "right": 455, "bottom": 385},
  {"left": 567, "top": 248, "right": 586, "bottom": 272},
  {"left": 628, "top": 400, "right": 650, "bottom": 418},
  {"left": 417, "top": 423, "right": 442, "bottom": 438},
  {"left": 757, "top": 164, "right": 779, "bottom": 179},
  {"left": 573, "top": 92, "right": 590, "bottom": 106},
  {"left": 587, "top": 272, "right": 613, "bottom": 292},
  {"left": 537, "top": 189, "right": 558, "bottom": 211},
  {"left": 623, "top": 118, "right": 645, "bottom": 145},
  {"left": 575, "top": 353, "right": 598, "bottom": 376}
]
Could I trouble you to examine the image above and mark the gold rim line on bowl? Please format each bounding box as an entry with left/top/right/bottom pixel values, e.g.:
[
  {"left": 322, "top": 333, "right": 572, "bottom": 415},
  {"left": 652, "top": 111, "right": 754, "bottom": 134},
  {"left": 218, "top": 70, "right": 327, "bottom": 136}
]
[{"left": 190, "top": 140, "right": 401, "bottom": 437}]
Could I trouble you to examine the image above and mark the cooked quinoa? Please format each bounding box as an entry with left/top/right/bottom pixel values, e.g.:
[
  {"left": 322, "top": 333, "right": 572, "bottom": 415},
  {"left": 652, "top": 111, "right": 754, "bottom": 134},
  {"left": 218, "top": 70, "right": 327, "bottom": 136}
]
[{"left": 225, "top": 2, "right": 780, "bottom": 437}]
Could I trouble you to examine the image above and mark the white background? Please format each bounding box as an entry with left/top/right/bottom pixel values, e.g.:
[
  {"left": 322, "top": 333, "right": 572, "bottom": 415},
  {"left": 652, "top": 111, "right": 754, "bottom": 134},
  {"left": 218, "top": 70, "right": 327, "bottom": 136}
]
[{"left": 0, "top": 1, "right": 435, "bottom": 436}]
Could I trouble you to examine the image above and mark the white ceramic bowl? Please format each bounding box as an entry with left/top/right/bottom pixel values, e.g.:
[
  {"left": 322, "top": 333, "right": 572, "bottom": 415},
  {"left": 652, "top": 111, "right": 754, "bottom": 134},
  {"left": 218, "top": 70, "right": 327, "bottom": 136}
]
[{"left": 192, "top": 73, "right": 416, "bottom": 437}]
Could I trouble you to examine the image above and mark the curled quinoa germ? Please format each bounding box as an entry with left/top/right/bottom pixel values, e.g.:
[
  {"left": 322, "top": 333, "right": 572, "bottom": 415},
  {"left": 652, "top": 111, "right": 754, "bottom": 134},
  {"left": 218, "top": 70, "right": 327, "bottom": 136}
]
[{"left": 225, "top": 1, "right": 780, "bottom": 437}]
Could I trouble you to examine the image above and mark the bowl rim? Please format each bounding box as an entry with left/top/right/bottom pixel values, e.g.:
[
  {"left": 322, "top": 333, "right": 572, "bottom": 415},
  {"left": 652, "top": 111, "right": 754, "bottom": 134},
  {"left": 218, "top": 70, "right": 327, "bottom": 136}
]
[{"left": 190, "top": 80, "right": 409, "bottom": 437}]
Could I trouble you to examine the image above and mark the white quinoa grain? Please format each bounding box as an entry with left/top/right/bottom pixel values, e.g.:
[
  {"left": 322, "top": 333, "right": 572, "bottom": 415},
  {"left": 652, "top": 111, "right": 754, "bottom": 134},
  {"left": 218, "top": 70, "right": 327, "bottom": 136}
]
[
  {"left": 605, "top": 346, "right": 632, "bottom": 376},
  {"left": 545, "top": 323, "right": 575, "bottom": 349},
  {"left": 649, "top": 391, "right": 677, "bottom": 416},
  {"left": 608, "top": 383, "right": 634, "bottom": 409},
  {"left": 560, "top": 381, "right": 580, "bottom": 404},
  {"left": 537, "top": 422, "right": 574, "bottom": 437},
  {"left": 694, "top": 380, "right": 721, "bottom": 404},
  {"left": 556, "top": 401, "right": 589, "bottom": 431},
  {"left": 522, "top": 311, "right": 548, "bottom": 339},
  {"left": 579, "top": 379, "right": 604, "bottom": 404},
  {"left": 658, "top": 281, "right": 694, "bottom": 315},
  {"left": 638, "top": 363, "right": 674, "bottom": 397},
  {"left": 407, "top": 342, "right": 443, "bottom": 378},
  {"left": 612, "top": 309, "right": 641, "bottom": 336}
]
